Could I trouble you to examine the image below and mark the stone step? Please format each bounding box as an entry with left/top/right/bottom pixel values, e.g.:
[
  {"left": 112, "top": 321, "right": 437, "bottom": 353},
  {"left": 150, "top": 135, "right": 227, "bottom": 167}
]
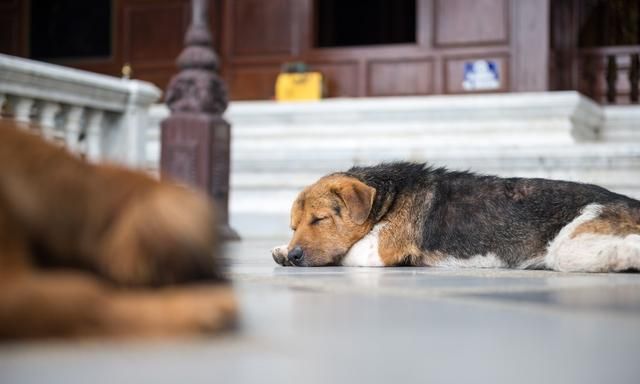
[
  {"left": 230, "top": 147, "right": 640, "bottom": 238},
  {"left": 227, "top": 92, "right": 601, "bottom": 148},
  {"left": 231, "top": 143, "right": 640, "bottom": 170},
  {"left": 147, "top": 92, "right": 640, "bottom": 238}
]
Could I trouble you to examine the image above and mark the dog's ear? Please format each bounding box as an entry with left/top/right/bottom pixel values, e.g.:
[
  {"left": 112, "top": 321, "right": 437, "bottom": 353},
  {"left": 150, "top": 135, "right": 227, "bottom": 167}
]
[{"left": 333, "top": 178, "right": 376, "bottom": 225}]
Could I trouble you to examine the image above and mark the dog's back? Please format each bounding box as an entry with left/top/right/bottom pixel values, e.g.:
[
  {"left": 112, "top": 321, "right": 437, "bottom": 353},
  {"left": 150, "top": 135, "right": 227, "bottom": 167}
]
[{"left": 0, "top": 120, "right": 236, "bottom": 339}]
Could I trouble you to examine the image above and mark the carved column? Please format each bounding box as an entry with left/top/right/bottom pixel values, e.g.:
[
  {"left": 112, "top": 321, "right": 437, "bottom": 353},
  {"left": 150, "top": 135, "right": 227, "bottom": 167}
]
[
  {"left": 86, "top": 109, "right": 104, "bottom": 162},
  {"left": 161, "top": 0, "right": 239, "bottom": 240},
  {"left": 64, "top": 105, "right": 84, "bottom": 153},
  {"left": 0, "top": 94, "right": 6, "bottom": 115},
  {"left": 13, "top": 97, "right": 34, "bottom": 124},
  {"left": 38, "top": 101, "right": 61, "bottom": 139}
]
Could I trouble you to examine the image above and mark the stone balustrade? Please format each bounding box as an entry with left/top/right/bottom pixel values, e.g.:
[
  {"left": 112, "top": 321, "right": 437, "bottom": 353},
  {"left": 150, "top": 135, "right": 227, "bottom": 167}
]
[{"left": 0, "top": 53, "right": 161, "bottom": 167}]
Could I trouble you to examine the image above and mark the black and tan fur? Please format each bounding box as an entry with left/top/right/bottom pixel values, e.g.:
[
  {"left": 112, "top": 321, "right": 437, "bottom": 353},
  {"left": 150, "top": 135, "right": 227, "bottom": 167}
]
[{"left": 273, "top": 162, "right": 640, "bottom": 272}]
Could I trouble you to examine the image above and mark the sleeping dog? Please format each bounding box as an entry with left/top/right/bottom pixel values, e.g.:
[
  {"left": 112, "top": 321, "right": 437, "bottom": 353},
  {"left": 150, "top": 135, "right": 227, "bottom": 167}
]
[
  {"left": 272, "top": 162, "right": 640, "bottom": 272},
  {"left": 0, "top": 120, "right": 236, "bottom": 339}
]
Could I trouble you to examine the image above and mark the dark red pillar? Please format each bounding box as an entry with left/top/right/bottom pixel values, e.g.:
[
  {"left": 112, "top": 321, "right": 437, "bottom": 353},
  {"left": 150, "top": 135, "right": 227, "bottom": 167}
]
[{"left": 161, "top": 0, "right": 239, "bottom": 240}]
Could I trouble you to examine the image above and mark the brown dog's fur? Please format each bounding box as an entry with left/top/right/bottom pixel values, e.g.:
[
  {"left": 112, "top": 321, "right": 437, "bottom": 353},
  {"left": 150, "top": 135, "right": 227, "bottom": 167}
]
[
  {"left": 284, "top": 174, "right": 440, "bottom": 267},
  {"left": 287, "top": 175, "right": 377, "bottom": 266},
  {"left": 0, "top": 120, "right": 236, "bottom": 339}
]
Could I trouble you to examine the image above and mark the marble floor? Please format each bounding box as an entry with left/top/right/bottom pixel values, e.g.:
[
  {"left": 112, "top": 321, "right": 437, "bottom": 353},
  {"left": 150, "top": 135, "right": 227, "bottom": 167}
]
[{"left": 1, "top": 239, "right": 640, "bottom": 384}]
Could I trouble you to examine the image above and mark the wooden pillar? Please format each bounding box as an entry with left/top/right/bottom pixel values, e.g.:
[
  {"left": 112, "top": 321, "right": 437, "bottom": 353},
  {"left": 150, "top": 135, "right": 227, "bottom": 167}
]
[
  {"left": 630, "top": 53, "right": 639, "bottom": 104},
  {"left": 510, "top": 0, "right": 550, "bottom": 92},
  {"left": 549, "top": 0, "right": 580, "bottom": 91},
  {"left": 161, "top": 0, "right": 239, "bottom": 240}
]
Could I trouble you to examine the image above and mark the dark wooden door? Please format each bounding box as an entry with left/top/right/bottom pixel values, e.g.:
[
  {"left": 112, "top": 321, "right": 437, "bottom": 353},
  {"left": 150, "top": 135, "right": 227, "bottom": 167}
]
[
  {"left": 221, "top": 0, "right": 550, "bottom": 100},
  {"left": 0, "top": 0, "right": 223, "bottom": 93},
  {"left": 2, "top": 0, "right": 550, "bottom": 99},
  {"left": 0, "top": 0, "right": 27, "bottom": 56}
]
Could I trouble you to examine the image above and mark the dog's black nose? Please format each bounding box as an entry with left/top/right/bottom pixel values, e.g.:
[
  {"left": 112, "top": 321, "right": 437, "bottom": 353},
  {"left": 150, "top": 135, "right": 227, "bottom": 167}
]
[{"left": 288, "top": 246, "right": 304, "bottom": 262}]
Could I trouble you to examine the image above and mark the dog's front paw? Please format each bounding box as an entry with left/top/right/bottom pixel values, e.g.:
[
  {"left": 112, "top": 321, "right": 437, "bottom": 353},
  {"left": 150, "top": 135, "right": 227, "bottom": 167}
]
[
  {"left": 271, "top": 245, "right": 291, "bottom": 266},
  {"left": 108, "top": 285, "right": 238, "bottom": 337}
]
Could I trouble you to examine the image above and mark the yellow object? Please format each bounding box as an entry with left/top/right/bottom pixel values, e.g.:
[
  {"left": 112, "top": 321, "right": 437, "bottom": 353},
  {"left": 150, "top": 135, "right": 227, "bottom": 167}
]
[
  {"left": 121, "top": 63, "right": 132, "bottom": 79},
  {"left": 275, "top": 72, "right": 323, "bottom": 101}
]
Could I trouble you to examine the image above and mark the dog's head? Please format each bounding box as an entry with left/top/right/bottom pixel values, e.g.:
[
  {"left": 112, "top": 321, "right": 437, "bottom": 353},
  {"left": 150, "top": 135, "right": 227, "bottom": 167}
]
[{"left": 286, "top": 175, "right": 376, "bottom": 266}]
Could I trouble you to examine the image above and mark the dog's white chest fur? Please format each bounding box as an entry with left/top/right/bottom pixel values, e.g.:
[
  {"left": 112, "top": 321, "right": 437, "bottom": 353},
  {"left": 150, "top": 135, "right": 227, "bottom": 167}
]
[{"left": 340, "top": 223, "right": 386, "bottom": 267}]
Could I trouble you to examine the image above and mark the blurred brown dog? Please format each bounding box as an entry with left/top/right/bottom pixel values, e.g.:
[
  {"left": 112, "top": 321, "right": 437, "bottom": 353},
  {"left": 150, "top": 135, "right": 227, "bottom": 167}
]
[{"left": 0, "top": 120, "right": 236, "bottom": 339}]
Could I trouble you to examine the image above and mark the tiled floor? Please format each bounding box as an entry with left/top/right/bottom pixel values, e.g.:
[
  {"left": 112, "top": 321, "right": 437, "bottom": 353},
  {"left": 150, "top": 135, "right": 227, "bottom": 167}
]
[{"left": 1, "top": 239, "right": 640, "bottom": 384}]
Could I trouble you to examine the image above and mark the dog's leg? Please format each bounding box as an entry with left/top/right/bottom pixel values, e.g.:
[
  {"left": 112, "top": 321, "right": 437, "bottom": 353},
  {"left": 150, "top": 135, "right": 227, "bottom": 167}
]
[
  {"left": 341, "top": 223, "right": 385, "bottom": 267},
  {"left": 545, "top": 204, "right": 640, "bottom": 272},
  {"left": 0, "top": 271, "right": 237, "bottom": 339},
  {"left": 546, "top": 234, "right": 640, "bottom": 272},
  {"left": 0, "top": 272, "right": 113, "bottom": 339},
  {"left": 105, "top": 284, "right": 237, "bottom": 337}
]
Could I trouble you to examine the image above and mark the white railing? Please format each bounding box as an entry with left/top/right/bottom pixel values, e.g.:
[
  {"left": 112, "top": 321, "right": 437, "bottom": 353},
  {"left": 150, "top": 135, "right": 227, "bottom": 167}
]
[{"left": 0, "top": 54, "right": 161, "bottom": 167}]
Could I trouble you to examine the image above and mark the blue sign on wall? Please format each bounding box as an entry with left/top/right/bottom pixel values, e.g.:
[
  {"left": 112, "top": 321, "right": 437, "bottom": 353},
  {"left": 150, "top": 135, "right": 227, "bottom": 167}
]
[{"left": 462, "top": 60, "right": 500, "bottom": 91}]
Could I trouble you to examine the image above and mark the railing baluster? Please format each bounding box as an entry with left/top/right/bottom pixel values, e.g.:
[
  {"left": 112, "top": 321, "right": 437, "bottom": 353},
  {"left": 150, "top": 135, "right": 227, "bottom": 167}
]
[
  {"left": 581, "top": 55, "right": 598, "bottom": 100},
  {"left": 629, "top": 53, "right": 639, "bottom": 104},
  {"left": 606, "top": 56, "right": 617, "bottom": 104},
  {"left": 0, "top": 94, "right": 6, "bottom": 116},
  {"left": 38, "top": 101, "right": 61, "bottom": 139},
  {"left": 13, "top": 97, "right": 35, "bottom": 125},
  {"left": 580, "top": 48, "right": 640, "bottom": 105},
  {"left": 64, "top": 106, "right": 84, "bottom": 152},
  {"left": 86, "top": 110, "right": 104, "bottom": 161}
]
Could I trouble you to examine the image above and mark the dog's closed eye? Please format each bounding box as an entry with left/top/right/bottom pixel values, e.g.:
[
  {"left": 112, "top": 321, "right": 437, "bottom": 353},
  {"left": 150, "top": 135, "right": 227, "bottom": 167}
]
[{"left": 310, "top": 216, "right": 328, "bottom": 225}]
